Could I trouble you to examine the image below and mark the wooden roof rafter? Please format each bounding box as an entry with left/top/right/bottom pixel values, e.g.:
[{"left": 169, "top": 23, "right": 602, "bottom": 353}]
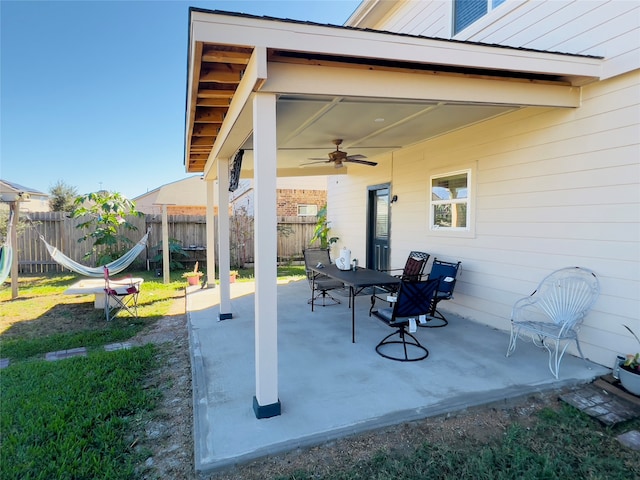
[{"left": 186, "top": 43, "right": 253, "bottom": 172}]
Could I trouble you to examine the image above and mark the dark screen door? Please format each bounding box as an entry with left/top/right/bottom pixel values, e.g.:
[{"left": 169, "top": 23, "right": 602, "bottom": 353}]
[{"left": 367, "top": 185, "right": 390, "bottom": 271}]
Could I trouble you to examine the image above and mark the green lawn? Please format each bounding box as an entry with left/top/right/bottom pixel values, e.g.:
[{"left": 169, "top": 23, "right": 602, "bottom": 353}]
[{"left": 0, "top": 270, "right": 183, "bottom": 479}]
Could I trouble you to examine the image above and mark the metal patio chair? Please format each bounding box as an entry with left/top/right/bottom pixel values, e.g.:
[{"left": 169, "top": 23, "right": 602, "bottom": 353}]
[
  {"left": 303, "top": 248, "right": 344, "bottom": 306},
  {"left": 372, "top": 278, "right": 440, "bottom": 362},
  {"left": 506, "top": 266, "right": 600, "bottom": 379},
  {"left": 103, "top": 266, "right": 141, "bottom": 321},
  {"left": 369, "top": 251, "right": 430, "bottom": 314}
]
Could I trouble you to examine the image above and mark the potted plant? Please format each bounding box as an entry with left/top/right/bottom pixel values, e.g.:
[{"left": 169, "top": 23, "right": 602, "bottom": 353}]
[
  {"left": 619, "top": 324, "right": 640, "bottom": 395},
  {"left": 229, "top": 270, "right": 239, "bottom": 283},
  {"left": 182, "top": 262, "right": 204, "bottom": 286}
]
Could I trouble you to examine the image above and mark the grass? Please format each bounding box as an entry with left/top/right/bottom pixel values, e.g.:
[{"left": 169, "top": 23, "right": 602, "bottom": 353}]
[
  {"left": 0, "top": 266, "right": 305, "bottom": 479},
  {"left": 1, "top": 346, "right": 158, "bottom": 479},
  {"left": 274, "top": 405, "right": 639, "bottom": 480},
  {"left": 0, "top": 270, "right": 183, "bottom": 479}
]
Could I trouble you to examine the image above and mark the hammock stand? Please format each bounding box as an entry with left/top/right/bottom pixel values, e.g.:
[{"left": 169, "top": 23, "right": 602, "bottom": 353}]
[
  {"left": 33, "top": 221, "right": 151, "bottom": 277},
  {"left": 0, "top": 209, "right": 14, "bottom": 285}
]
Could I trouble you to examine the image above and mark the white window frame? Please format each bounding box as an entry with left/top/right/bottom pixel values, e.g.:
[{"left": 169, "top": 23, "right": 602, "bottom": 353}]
[
  {"left": 297, "top": 204, "right": 318, "bottom": 216},
  {"left": 429, "top": 168, "right": 474, "bottom": 238}
]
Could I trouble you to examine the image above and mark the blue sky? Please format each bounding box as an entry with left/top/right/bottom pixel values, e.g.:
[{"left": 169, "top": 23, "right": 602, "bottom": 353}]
[{"left": 1, "top": 0, "right": 361, "bottom": 200}]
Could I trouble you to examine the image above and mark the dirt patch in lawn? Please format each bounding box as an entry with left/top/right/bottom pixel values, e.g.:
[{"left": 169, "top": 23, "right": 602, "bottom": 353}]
[{"left": 132, "top": 293, "right": 567, "bottom": 480}]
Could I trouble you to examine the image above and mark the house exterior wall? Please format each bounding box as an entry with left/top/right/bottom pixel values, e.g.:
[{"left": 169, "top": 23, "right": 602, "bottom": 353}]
[{"left": 328, "top": 69, "right": 640, "bottom": 368}]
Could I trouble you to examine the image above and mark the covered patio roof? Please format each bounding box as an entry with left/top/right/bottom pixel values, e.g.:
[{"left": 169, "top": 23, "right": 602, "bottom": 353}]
[
  {"left": 184, "top": 8, "right": 602, "bottom": 177},
  {"left": 183, "top": 7, "right": 605, "bottom": 422}
]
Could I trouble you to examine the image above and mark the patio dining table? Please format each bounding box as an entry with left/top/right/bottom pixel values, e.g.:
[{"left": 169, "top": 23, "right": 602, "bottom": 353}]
[{"left": 308, "top": 264, "right": 401, "bottom": 343}]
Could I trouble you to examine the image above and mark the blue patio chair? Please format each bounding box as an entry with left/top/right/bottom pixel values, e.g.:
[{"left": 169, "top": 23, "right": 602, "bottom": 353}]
[
  {"left": 420, "top": 258, "right": 461, "bottom": 328},
  {"left": 369, "top": 251, "right": 430, "bottom": 314},
  {"left": 372, "top": 278, "right": 440, "bottom": 362},
  {"left": 506, "top": 266, "right": 600, "bottom": 379}
]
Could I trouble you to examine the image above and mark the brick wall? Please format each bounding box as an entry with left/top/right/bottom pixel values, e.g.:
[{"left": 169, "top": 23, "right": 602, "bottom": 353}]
[
  {"left": 276, "top": 189, "right": 326, "bottom": 216},
  {"left": 168, "top": 206, "right": 209, "bottom": 216}
]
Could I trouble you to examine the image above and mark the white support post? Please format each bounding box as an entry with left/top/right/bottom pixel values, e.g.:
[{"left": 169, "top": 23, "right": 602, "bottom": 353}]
[
  {"left": 217, "top": 158, "right": 232, "bottom": 320},
  {"left": 252, "top": 92, "right": 280, "bottom": 418},
  {"left": 205, "top": 179, "right": 216, "bottom": 288}
]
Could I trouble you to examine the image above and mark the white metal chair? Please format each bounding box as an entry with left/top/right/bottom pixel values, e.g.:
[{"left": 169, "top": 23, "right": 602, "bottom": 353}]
[
  {"left": 506, "top": 266, "right": 600, "bottom": 378},
  {"left": 103, "top": 267, "right": 141, "bottom": 321}
]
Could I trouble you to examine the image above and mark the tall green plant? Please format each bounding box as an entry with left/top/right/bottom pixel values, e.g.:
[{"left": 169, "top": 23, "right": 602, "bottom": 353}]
[
  {"left": 310, "top": 205, "right": 338, "bottom": 249},
  {"left": 152, "top": 238, "right": 188, "bottom": 271},
  {"left": 71, "top": 191, "right": 143, "bottom": 265}
]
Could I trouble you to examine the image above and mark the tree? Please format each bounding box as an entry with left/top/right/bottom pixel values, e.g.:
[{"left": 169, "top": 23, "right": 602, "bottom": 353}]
[
  {"left": 49, "top": 179, "right": 78, "bottom": 212},
  {"left": 71, "top": 191, "right": 143, "bottom": 266}
]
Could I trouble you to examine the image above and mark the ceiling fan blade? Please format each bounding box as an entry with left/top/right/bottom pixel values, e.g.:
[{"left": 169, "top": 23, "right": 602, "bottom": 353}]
[
  {"left": 300, "top": 159, "right": 331, "bottom": 167},
  {"left": 345, "top": 154, "right": 368, "bottom": 160},
  {"left": 344, "top": 158, "right": 378, "bottom": 166}
]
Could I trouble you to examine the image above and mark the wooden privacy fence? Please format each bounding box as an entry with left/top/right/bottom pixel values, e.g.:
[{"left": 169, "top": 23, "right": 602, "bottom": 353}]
[{"left": 16, "top": 212, "right": 318, "bottom": 274}]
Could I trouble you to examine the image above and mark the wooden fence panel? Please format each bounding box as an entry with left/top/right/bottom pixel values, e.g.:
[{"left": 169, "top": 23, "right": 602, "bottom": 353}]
[{"left": 15, "top": 213, "right": 318, "bottom": 273}]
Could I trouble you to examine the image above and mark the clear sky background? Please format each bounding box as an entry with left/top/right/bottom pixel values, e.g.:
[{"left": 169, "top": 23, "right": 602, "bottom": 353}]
[{"left": 1, "top": 0, "right": 361, "bottom": 200}]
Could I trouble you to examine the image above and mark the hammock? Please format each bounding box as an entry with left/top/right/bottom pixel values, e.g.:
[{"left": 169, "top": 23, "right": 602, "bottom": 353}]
[
  {"left": 0, "top": 210, "right": 13, "bottom": 285},
  {"left": 40, "top": 229, "right": 150, "bottom": 277}
]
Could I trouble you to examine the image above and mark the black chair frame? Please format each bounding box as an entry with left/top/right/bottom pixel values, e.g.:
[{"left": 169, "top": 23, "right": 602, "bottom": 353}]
[
  {"left": 369, "top": 251, "right": 430, "bottom": 315},
  {"left": 372, "top": 278, "right": 439, "bottom": 362},
  {"left": 303, "top": 248, "right": 344, "bottom": 306}
]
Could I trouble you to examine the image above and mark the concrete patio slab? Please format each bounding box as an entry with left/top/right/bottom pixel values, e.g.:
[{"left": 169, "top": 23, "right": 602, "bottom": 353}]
[{"left": 187, "top": 279, "right": 609, "bottom": 474}]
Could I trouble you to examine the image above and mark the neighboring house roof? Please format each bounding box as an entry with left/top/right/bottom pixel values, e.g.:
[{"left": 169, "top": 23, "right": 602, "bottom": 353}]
[
  {"left": 0, "top": 179, "right": 47, "bottom": 196},
  {"left": 0, "top": 179, "right": 49, "bottom": 203},
  {"left": 133, "top": 176, "right": 214, "bottom": 213},
  {"left": 1, "top": 179, "right": 50, "bottom": 212}
]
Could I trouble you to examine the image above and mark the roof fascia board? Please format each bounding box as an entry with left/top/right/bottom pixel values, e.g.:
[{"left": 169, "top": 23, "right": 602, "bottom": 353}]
[
  {"left": 190, "top": 11, "right": 601, "bottom": 81},
  {"left": 263, "top": 63, "right": 581, "bottom": 108},
  {"left": 346, "top": 0, "right": 400, "bottom": 29},
  {"left": 184, "top": 38, "right": 202, "bottom": 171},
  {"left": 202, "top": 46, "right": 268, "bottom": 181}
]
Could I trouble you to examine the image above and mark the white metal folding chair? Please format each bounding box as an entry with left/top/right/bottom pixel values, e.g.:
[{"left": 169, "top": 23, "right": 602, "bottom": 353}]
[{"left": 506, "top": 267, "right": 600, "bottom": 378}]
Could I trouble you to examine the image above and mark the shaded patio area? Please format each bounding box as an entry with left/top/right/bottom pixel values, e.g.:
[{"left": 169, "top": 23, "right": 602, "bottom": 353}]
[{"left": 187, "top": 279, "right": 608, "bottom": 473}]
